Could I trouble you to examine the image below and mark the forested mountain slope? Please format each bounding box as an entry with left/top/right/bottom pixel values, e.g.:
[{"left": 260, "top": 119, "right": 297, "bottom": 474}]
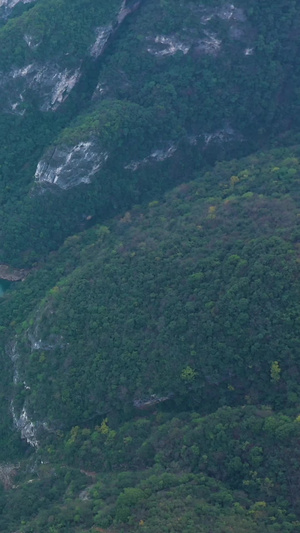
[
  {"left": 0, "top": 0, "right": 299, "bottom": 265},
  {"left": 5, "top": 145, "right": 300, "bottom": 427},
  {"left": 0, "top": 0, "right": 300, "bottom": 532},
  {"left": 0, "top": 145, "right": 299, "bottom": 531}
]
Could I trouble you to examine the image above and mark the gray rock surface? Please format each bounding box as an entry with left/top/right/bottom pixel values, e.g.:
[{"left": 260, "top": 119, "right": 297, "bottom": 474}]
[{"left": 35, "top": 140, "right": 108, "bottom": 189}]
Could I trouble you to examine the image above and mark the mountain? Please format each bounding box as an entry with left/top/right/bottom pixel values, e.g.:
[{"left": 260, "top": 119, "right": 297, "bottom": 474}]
[
  {"left": 0, "top": 143, "right": 299, "bottom": 531},
  {"left": 0, "top": 0, "right": 299, "bottom": 532},
  {"left": 0, "top": 0, "right": 299, "bottom": 266},
  {"left": 5, "top": 144, "right": 300, "bottom": 428}
]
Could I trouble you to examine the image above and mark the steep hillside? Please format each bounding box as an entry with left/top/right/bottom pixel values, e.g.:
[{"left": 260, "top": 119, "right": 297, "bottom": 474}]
[
  {"left": 0, "top": 1, "right": 300, "bottom": 532},
  {"left": 0, "top": 144, "right": 300, "bottom": 531},
  {"left": 5, "top": 144, "right": 300, "bottom": 427},
  {"left": 0, "top": 0, "right": 299, "bottom": 265}
]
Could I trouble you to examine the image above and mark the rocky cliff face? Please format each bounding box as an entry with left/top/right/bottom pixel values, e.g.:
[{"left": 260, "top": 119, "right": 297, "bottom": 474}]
[
  {"left": 0, "top": 0, "right": 35, "bottom": 11},
  {"left": 7, "top": 341, "right": 38, "bottom": 447},
  {"left": 1, "top": 63, "right": 81, "bottom": 113},
  {"left": 32, "top": 0, "right": 256, "bottom": 190},
  {"left": 90, "top": 25, "right": 113, "bottom": 58},
  {"left": 0, "top": 0, "right": 33, "bottom": 5},
  {"left": 146, "top": 3, "right": 251, "bottom": 57},
  {"left": 35, "top": 140, "right": 108, "bottom": 189},
  {"left": 7, "top": 304, "right": 66, "bottom": 446},
  {"left": 0, "top": 0, "right": 142, "bottom": 114}
]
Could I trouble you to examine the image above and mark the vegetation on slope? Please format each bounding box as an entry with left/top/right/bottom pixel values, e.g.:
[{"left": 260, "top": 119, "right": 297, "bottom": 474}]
[
  {"left": 4, "top": 145, "right": 299, "bottom": 425},
  {"left": 0, "top": 145, "right": 299, "bottom": 530},
  {"left": 0, "top": 0, "right": 300, "bottom": 265},
  {"left": 0, "top": 1, "right": 299, "bottom": 532}
]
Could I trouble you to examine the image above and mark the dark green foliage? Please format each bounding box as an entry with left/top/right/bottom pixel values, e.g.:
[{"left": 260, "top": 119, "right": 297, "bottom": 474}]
[
  {"left": 0, "top": 0, "right": 300, "bottom": 264},
  {"left": 3, "top": 146, "right": 299, "bottom": 426},
  {"left": 0, "top": 1, "right": 299, "bottom": 532},
  {"left": 1, "top": 407, "right": 300, "bottom": 532},
  {"left": 0, "top": 143, "right": 299, "bottom": 530},
  {"left": 0, "top": 0, "right": 121, "bottom": 70}
]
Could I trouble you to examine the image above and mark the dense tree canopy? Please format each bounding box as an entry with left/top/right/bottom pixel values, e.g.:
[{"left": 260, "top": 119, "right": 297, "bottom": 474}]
[{"left": 0, "top": 1, "right": 299, "bottom": 532}]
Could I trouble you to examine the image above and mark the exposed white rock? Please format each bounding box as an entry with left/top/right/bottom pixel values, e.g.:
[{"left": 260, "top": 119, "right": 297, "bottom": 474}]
[
  {"left": 188, "top": 127, "right": 242, "bottom": 147},
  {"left": 204, "top": 125, "right": 241, "bottom": 145},
  {"left": 134, "top": 393, "right": 174, "bottom": 409},
  {"left": 30, "top": 65, "right": 81, "bottom": 110},
  {"left": 229, "top": 6, "right": 246, "bottom": 23},
  {"left": 150, "top": 145, "right": 177, "bottom": 161},
  {"left": 116, "top": 0, "right": 142, "bottom": 24},
  {"left": 148, "top": 17, "right": 238, "bottom": 58},
  {"left": 28, "top": 330, "right": 64, "bottom": 351},
  {"left": 24, "top": 33, "right": 41, "bottom": 50},
  {"left": 91, "top": 1, "right": 141, "bottom": 58},
  {"left": 92, "top": 81, "right": 108, "bottom": 100},
  {"left": 0, "top": 0, "right": 34, "bottom": 7},
  {"left": 218, "top": 3, "right": 235, "bottom": 20},
  {"left": 197, "top": 3, "right": 249, "bottom": 49},
  {"left": 148, "top": 35, "right": 190, "bottom": 56},
  {"left": 200, "top": 12, "right": 214, "bottom": 24},
  {"left": 7, "top": 341, "right": 37, "bottom": 446},
  {"left": 90, "top": 25, "right": 113, "bottom": 58},
  {"left": 200, "top": 3, "right": 246, "bottom": 24},
  {"left": 8, "top": 93, "right": 25, "bottom": 115},
  {"left": 3, "top": 63, "right": 81, "bottom": 111},
  {"left": 35, "top": 140, "right": 108, "bottom": 189},
  {"left": 31, "top": 337, "right": 42, "bottom": 350},
  {"left": 195, "top": 31, "right": 222, "bottom": 55},
  {"left": 1, "top": 1, "right": 143, "bottom": 111},
  {"left": 6, "top": 312, "right": 64, "bottom": 447},
  {"left": 11, "top": 403, "right": 38, "bottom": 448},
  {"left": 125, "top": 144, "right": 176, "bottom": 171},
  {"left": 45, "top": 68, "right": 81, "bottom": 110},
  {"left": 11, "top": 63, "right": 34, "bottom": 78},
  {"left": 27, "top": 304, "right": 64, "bottom": 351},
  {"left": 7, "top": 343, "right": 37, "bottom": 447},
  {"left": 117, "top": 0, "right": 133, "bottom": 24}
]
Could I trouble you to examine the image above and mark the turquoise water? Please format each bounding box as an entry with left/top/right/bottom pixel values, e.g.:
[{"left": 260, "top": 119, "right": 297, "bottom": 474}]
[{"left": 0, "top": 280, "right": 11, "bottom": 296}]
